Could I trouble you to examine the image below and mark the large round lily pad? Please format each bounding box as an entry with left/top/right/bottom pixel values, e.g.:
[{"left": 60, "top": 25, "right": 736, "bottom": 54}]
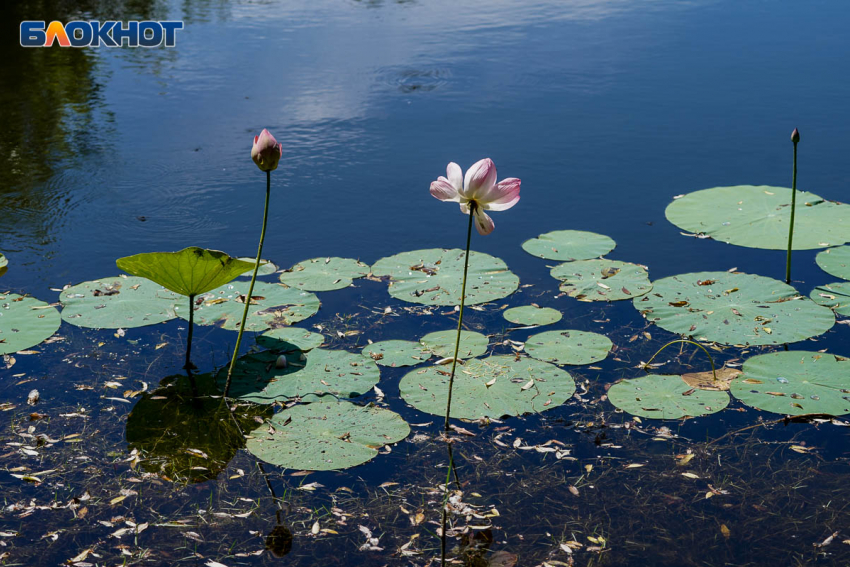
[
  {"left": 257, "top": 327, "right": 325, "bottom": 352},
  {"left": 177, "top": 281, "right": 320, "bottom": 332},
  {"left": 524, "top": 330, "right": 612, "bottom": 366},
  {"left": 551, "top": 259, "right": 652, "bottom": 301},
  {"left": 362, "top": 340, "right": 431, "bottom": 367},
  {"left": 399, "top": 355, "right": 575, "bottom": 420},
  {"left": 815, "top": 246, "right": 850, "bottom": 280},
  {"left": 420, "top": 330, "right": 488, "bottom": 359},
  {"left": 521, "top": 230, "right": 616, "bottom": 261},
  {"left": 371, "top": 249, "right": 519, "bottom": 306},
  {"left": 279, "top": 257, "right": 370, "bottom": 292},
  {"left": 60, "top": 276, "right": 179, "bottom": 329},
  {"left": 666, "top": 186, "right": 850, "bottom": 250},
  {"left": 503, "top": 306, "right": 562, "bottom": 326},
  {"left": 634, "top": 271, "right": 834, "bottom": 346},
  {"left": 810, "top": 283, "right": 850, "bottom": 316},
  {"left": 731, "top": 351, "right": 850, "bottom": 416},
  {"left": 0, "top": 294, "right": 61, "bottom": 354},
  {"left": 608, "top": 374, "right": 730, "bottom": 419},
  {"left": 218, "top": 349, "right": 380, "bottom": 404},
  {"left": 246, "top": 401, "right": 410, "bottom": 471}
]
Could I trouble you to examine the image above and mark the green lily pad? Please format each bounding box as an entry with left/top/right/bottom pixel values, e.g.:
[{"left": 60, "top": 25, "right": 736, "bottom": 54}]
[
  {"left": 257, "top": 327, "right": 325, "bottom": 352},
  {"left": 246, "top": 401, "right": 410, "bottom": 471},
  {"left": 217, "top": 348, "right": 380, "bottom": 404},
  {"left": 362, "top": 340, "right": 431, "bottom": 367},
  {"left": 666, "top": 186, "right": 850, "bottom": 250},
  {"left": 279, "top": 257, "right": 370, "bottom": 292},
  {"left": 0, "top": 293, "right": 61, "bottom": 354},
  {"left": 177, "top": 281, "right": 320, "bottom": 332},
  {"left": 521, "top": 230, "right": 616, "bottom": 261},
  {"left": 815, "top": 246, "right": 850, "bottom": 280},
  {"left": 551, "top": 259, "right": 652, "bottom": 301},
  {"left": 420, "top": 330, "right": 488, "bottom": 359},
  {"left": 0, "top": 253, "right": 7, "bottom": 278},
  {"left": 503, "top": 306, "right": 562, "bottom": 326},
  {"left": 117, "top": 247, "right": 255, "bottom": 297},
  {"left": 238, "top": 258, "right": 278, "bottom": 277},
  {"left": 634, "top": 271, "right": 834, "bottom": 346},
  {"left": 371, "top": 249, "right": 519, "bottom": 306},
  {"left": 607, "top": 374, "right": 730, "bottom": 419},
  {"left": 731, "top": 351, "right": 850, "bottom": 416},
  {"left": 60, "top": 276, "right": 180, "bottom": 329},
  {"left": 126, "top": 373, "right": 270, "bottom": 483},
  {"left": 399, "top": 355, "right": 575, "bottom": 420},
  {"left": 810, "top": 282, "right": 850, "bottom": 316},
  {"left": 524, "top": 330, "right": 612, "bottom": 365}
]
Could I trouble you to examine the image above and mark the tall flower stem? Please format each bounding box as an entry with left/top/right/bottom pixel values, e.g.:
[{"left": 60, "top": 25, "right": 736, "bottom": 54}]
[
  {"left": 224, "top": 170, "right": 271, "bottom": 397},
  {"left": 444, "top": 204, "right": 475, "bottom": 431},
  {"left": 785, "top": 136, "right": 799, "bottom": 284},
  {"left": 183, "top": 294, "right": 196, "bottom": 370}
]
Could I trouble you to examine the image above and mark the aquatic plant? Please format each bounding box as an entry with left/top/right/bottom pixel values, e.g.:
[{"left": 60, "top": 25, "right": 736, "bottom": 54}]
[
  {"left": 224, "top": 128, "right": 282, "bottom": 396},
  {"left": 0, "top": 252, "right": 7, "bottom": 278},
  {"left": 786, "top": 128, "right": 800, "bottom": 283}
]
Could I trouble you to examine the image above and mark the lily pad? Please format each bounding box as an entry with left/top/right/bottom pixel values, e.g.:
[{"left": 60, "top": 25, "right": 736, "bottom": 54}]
[
  {"left": 257, "top": 327, "right": 325, "bottom": 352},
  {"left": 0, "top": 293, "right": 61, "bottom": 354},
  {"left": 238, "top": 257, "right": 278, "bottom": 277},
  {"left": 634, "top": 271, "right": 834, "bottom": 346},
  {"left": 666, "top": 186, "right": 850, "bottom": 250},
  {"left": 521, "top": 230, "right": 616, "bottom": 261},
  {"left": 117, "top": 247, "right": 255, "bottom": 297},
  {"left": 815, "top": 246, "right": 850, "bottom": 280},
  {"left": 371, "top": 249, "right": 519, "bottom": 306},
  {"left": 503, "top": 306, "right": 562, "bottom": 326},
  {"left": 60, "top": 276, "right": 180, "bottom": 329},
  {"left": 246, "top": 401, "right": 410, "bottom": 471},
  {"left": 681, "top": 367, "right": 742, "bottom": 391},
  {"left": 362, "top": 340, "right": 431, "bottom": 367},
  {"left": 279, "top": 257, "right": 370, "bottom": 292},
  {"left": 551, "top": 259, "right": 652, "bottom": 301},
  {"left": 217, "top": 348, "right": 380, "bottom": 404},
  {"left": 524, "top": 330, "right": 612, "bottom": 366},
  {"left": 420, "top": 330, "right": 488, "bottom": 359},
  {"left": 0, "top": 253, "right": 6, "bottom": 278},
  {"left": 810, "top": 282, "right": 850, "bottom": 316},
  {"left": 400, "top": 355, "right": 575, "bottom": 420},
  {"left": 731, "top": 351, "right": 850, "bottom": 416},
  {"left": 177, "top": 281, "right": 320, "bottom": 332},
  {"left": 608, "top": 374, "right": 730, "bottom": 419}
]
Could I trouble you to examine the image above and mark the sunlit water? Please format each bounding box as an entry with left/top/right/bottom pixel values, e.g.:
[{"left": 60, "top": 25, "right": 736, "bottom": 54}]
[{"left": 2, "top": 1, "right": 850, "bottom": 565}]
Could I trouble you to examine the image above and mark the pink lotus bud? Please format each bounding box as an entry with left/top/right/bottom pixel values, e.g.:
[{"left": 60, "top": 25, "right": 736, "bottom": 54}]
[
  {"left": 251, "top": 129, "right": 282, "bottom": 172},
  {"left": 791, "top": 128, "right": 800, "bottom": 143}
]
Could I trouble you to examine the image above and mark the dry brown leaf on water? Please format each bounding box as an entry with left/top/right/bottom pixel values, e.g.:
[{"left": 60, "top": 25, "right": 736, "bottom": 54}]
[
  {"left": 680, "top": 366, "right": 742, "bottom": 391},
  {"left": 720, "top": 524, "right": 731, "bottom": 539}
]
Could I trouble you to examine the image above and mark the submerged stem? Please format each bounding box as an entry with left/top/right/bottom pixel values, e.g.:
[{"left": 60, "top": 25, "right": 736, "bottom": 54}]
[
  {"left": 224, "top": 170, "right": 272, "bottom": 397},
  {"left": 183, "top": 294, "right": 195, "bottom": 370},
  {"left": 785, "top": 140, "right": 798, "bottom": 284},
  {"left": 444, "top": 204, "right": 475, "bottom": 431}
]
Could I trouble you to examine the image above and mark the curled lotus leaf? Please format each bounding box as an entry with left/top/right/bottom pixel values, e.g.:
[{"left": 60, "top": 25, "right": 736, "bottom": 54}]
[
  {"left": 666, "top": 186, "right": 850, "bottom": 250},
  {"left": 371, "top": 249, "right": 519, "bottom": 306},
  {"left": 176, "top": 281, "right": 320, "bottom": 332},
  {"left": 608, "top": 374, "right": 730, "bottom": 419},
  {"left": 117, "top": 247, "right": 255, "bottom": 297},
  {"left": 60, "top": 276, "right": 179, "bottom": 329},
  {"left": 731, "top": 351, "right": 850, "bottom": 416},
  {"left": 399, "top": 355, "right": 575, "bottom": 420},
  {"left": 522, "top": 230, "right": 616, "bottom": 261},
  {"left": 362, "top": 340, "right": 431, "bottom": 367},
  {"left": 503, "top": 305, "right": 562, "bottom": 327},
  {"left": 810, "top": 282, "right": 850, "bottom": 316},
  {"left": 634, "top": 271, "right": 834, "bottom": 346},
  {"left": 0, "top": 253, "right": 6, "bottom": 278},
  {"left": 238, "top": 257, "right": 278, "bottom": 277},
  {"left": 420, "top": 329, "right": 488, "bottom": 359},
  {"left": 0, "top": 293, "right": 61, "bottom": 354},
  {"left": 551, "top": 259, "right": 652, "bottom": 301},
  {"left": 279, "top": 257, "right": 370, "bottom": 292},
  {"left": 524, "top": 330, "right": 612, "bottom": 366}
]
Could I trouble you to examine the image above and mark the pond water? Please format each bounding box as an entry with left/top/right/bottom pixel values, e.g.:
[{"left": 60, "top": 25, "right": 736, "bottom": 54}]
[{"left": 2, "top": 1, "right": 850, "bottom": 565}]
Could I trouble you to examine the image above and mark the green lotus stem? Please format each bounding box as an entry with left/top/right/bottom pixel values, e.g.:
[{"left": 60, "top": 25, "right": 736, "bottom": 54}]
[
  {"left": 444, "top": 204, "right": 475, "bottom": 431},
  {"left": 184, "top": 294, "right": 195, "bottom": 370},
  {"left": 644, "top": 339, "right": 717, "bottom": 382},
  {"left": 440, "top": 443, "right": 461, "bottom": 567},
  {"left": 224, "top": 170, "right": 272, "bottom": 397},
  {"left": 785, "top": 133, "right": 799, "bottom": 284}
]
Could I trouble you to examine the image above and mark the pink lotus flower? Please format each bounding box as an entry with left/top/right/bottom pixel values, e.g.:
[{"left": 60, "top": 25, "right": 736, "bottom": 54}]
[
  {"left": 251, "top": 129, "right": 282, "bottom": 172},
  {"left": 429, "top": 158, "right": 520, "bottom": 235}
]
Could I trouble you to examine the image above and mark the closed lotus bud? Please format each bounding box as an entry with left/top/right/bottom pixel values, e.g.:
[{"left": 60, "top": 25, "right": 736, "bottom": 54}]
[
  {"left": 251, "top": 129, "right": 282, "bottom": 172},
  {"left": 791, "top": 128, "right": 800, "bottom": 143},
  {"left": 275, "top": 355, "right": 288, "bottom": 369}
]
